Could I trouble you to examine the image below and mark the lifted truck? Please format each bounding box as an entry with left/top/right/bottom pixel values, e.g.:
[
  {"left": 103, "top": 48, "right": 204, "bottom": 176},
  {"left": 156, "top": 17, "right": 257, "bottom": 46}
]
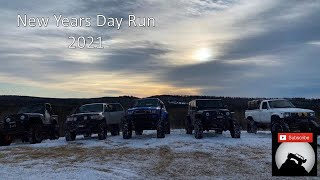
[
  {"left": 122, "top": 98, "right": 170, "bottom": 139},
  {"left": 185, "top": 99, "right": 240, "bottom": 139},
  {"left": 0, "top": 103, "right": 59, "bottom": 145},
  {"left": 64, "top": 103, "right": 125, "bottom": 141},
  {"left": 245, "top": 99, "right": 320, "bottom": 134}
]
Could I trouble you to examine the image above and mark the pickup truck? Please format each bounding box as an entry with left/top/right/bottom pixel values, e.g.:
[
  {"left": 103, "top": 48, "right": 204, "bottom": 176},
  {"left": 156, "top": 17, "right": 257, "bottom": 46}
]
[
  {"left": 245, "top": 99, "right": 320, "bottom": 134},
  {"left": 0, "top": 103, "right": 59, "bottom": 145}
]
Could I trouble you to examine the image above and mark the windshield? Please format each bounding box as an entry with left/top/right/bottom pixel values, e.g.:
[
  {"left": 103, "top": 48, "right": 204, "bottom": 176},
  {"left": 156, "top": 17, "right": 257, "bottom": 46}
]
[
  {"left": 134, "top": 99, "right": 159, "bottom": 107},
  {"left": 197, "top": 100, "right": 223, "bottom": 109},
  {"left": 18, "top": 105, "right": 44, "bottom": 114},
  {"left": 269, "top": 100, "right": 295, "bottom": 108},
  {"left": 77, "top": 104, "right": 104, "bottom": 113}
]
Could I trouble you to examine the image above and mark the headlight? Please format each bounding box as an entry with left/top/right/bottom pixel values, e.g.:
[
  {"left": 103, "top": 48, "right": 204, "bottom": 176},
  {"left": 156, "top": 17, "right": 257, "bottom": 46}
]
[
  {"left": 66, "top": 117, "right": 73, "bottom": 121},
  {"left": 225, "top": 112, "right": 230, "bottom": 116},
  {"left": 127, "top": 111, "right": 133, "bottom": 115},
  {"left": 84, "top": 116, "right": 88, "bottom": 120},
  {"left": 283, "top": 112, "right": 290, "bottom": 118},
  {"left": 20, "top": 115, "right": 25, "bottom": 120},
  {"left": 310, "top": 112, "right": 315, "bottom": 117},
  {"left": 6, "top": 118, "right": 11, "bottom": 123},
  {"left": 73, "top": 117, "right": 77, "bottom": 121},
  {"left": 205, "top": 112, "right": 210, "bottom": 117}
]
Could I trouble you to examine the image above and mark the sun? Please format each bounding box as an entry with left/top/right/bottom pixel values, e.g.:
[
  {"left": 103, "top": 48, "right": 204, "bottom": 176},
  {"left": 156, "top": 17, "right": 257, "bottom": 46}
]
[{"left": 194, "top": 48, "right": 212, "bottom": 62}]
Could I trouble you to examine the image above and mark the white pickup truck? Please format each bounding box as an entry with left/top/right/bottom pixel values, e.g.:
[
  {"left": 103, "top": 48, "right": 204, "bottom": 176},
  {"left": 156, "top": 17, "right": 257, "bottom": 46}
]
[{"left": 245, "top": 99, "right": 319, "bottom": 134}]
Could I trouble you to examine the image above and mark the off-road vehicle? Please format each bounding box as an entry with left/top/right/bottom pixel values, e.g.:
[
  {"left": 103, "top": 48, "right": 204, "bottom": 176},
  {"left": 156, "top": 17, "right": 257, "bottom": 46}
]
[
  {"left": 122, "top": 98, "right": 170, "bottom": 139},
  {"left": 185, "top": 99, "right": 241, "bottom": 139},
  {"left": 64, "top": 103, "right": 125, "bottom": 141},
  {"left": 0, "top": 103, "right": 59, "bottom": 145},
  {"left": 245, "top": 99, "right": 320, "bottom": 134}
]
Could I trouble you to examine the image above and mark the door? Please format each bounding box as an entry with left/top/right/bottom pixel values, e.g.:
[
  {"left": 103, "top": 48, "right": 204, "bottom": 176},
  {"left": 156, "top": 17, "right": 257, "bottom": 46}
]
[{"left": 259, "top": 102, "right": 270, "bottom": 123}]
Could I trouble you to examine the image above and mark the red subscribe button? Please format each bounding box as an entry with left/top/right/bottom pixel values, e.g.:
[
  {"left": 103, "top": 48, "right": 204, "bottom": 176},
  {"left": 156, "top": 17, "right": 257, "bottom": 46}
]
[{"left": 278, "top": 133, "right": 313, "bottom": 143}]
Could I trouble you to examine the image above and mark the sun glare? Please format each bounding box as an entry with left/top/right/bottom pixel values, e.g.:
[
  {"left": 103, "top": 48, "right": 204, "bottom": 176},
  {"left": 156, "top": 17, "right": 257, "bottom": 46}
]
[{"left": 195, "top": 48, "right": 212, "bottom": 62}]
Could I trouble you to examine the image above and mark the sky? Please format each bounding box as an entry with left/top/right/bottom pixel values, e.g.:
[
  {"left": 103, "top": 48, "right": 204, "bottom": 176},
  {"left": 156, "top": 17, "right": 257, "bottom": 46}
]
[{"left": 0, "top": 0, "right": 320, "bottom": 98}]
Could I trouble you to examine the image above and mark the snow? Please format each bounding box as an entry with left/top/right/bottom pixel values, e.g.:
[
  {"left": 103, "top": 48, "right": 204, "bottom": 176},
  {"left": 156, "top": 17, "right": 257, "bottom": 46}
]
[{"left": 0, "top": 130, "right": 319, "bottom": 179}]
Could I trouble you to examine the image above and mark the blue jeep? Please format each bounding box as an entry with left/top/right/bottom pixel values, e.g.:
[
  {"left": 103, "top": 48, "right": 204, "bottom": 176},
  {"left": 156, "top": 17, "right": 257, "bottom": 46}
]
[{"left": 122, "top": 98, "right": 170, "bottom": 139}]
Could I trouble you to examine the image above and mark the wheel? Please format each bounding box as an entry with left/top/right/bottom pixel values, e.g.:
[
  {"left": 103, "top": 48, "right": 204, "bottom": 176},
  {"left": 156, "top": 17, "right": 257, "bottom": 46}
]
[
  {"left": 157, "top": 117, "right": 165, "bottom": 138},
  {"left": 194, "top": 118, "right": 203, "bottom": 139},
  {"left": 185, "top": 116, "right": 193, "bottom": 134},
  {"left": 271, "top": 120, "right": 289, "bottom": 133},
  {"left": 135, "top": 129, "right": 143, "bottom": 135},
  {"left": 165, "top": 119, "right": 170, "bottom": 134},
  {"left": 28, "top": 124, "right": 43, "bottom": 144},
  {"left": 230, "top": 121, "right": 241, "bottom": 138},
  {"left": 122, "top": 118, "right": 132, "bottom": 139},
  {"left": 84, "top": 133, "right": 92, "bottom": 138},
  {"left": 97, "top": 123, "right": 107, "bottom": 140},
  {"left": 0, "top": 134, "right": 12, "bottom": 146},
  {"left": 65, "top": 130, "right": 76, "bottom": 141},
  {"left": 247, "top": 118, "right": 257, "bottom": 134},
  {"left": 111, "top": 125, "right": 120, "bottom": 136}
]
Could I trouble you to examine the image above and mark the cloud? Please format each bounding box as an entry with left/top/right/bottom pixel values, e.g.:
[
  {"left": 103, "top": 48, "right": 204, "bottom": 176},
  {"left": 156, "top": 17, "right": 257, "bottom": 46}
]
[{"left": 0, "top": 0, "right": 319, "bottom": 98}]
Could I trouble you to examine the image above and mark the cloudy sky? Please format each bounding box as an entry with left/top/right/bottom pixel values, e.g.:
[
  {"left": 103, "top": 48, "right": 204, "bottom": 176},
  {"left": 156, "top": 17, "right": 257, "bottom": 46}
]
[{"left": 0, "top": 0, "right": 320, "bottom": 98}]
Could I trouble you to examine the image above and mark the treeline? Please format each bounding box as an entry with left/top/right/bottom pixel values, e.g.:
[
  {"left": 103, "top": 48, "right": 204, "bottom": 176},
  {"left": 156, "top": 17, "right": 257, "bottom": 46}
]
[{"left": 0, "top": 95, "right": 320, "bottom": 134}]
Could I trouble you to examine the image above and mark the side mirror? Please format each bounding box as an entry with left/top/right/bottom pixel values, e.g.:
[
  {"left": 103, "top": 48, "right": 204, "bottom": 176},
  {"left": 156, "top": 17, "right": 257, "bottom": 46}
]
[{"left": 160, "top": 104, "right": 164, "bottom": 109}]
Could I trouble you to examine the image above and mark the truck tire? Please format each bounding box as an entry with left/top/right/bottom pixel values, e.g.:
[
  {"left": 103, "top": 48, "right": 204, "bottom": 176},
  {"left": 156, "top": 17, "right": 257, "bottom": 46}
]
[
  {"left": 122, "top": 118, "right": 132, "bottom": 139},
  {"left": 157, "top": 118, "right": 165, "bottom": 138},
  {"left": 84, "top": 133, "right": 92, "bottom": 138},
  {"left": 247, "top": 118, "right": 257, "bottom": 134},
  {"left": 65, "top": 130, "right": 76, "bottom": 141},
  {"left": 271, "top": 120, "right": 289, "bottom": 133},
  {"left": 165, "top": 119, "right": 170, "bottom": 134},
  {"left": 111, "top": 125, "right": 120, "bottom": 136},
  {"left": 135, "top": 129, "right": 143, "bottom": 135},
  {"left": 185, "top": 117, "right": 193, "bottom": 134},
  {"left": 97, "top": 123, "right": 107, "bottom": 140},
  {"left": 0, "top": 134, "right": 12, "bottom": 146},
  {"left": 194, "top": 118, "right": 203, "bottom": 139},
  {"left": 28, "top": 124, "right": 43, "bottom": 144},
  {"left": 230, "top": 121, "right": 241, "bottom": 138}
]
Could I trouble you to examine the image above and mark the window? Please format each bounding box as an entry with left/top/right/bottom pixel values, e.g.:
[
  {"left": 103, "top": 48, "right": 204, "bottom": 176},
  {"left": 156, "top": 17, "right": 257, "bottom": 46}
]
[{"left": 262, "top": 102, "right": 268, "bottom": 109}]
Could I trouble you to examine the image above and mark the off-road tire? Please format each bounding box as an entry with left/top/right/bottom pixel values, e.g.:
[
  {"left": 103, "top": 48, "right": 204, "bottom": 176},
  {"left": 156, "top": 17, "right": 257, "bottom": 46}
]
[
  {"left": 84, "top": 133, "right": 92, "bottom": 138},
  {"left": 97, "top": 122, "right": 107, "bottom": 140},
  {"left": 157, "top": 118, "right": 165, "bottom": 138},
  {"left": 65, "top": 130, "right": 76, "bottom": 141},
  {"left": 247, "top": 118, "right": 257, "bottom": 134},
  {"left": 230, "top": 121, "right": 241, "bottom": 138},
  {"left": 122, "top": 118, "right": 132, "bottom": 139},
  {"left": 0, "top": 134, "right": 12, "bottom": 146},
  {"left": 194, "top": 118, "right": 203, "bottom": 139},
  {"left": 111, "top": 125, "right": 120, "bottom": 136},
  {"left": 28, "top": 124, "right": 43, "bottom": 144},
  {"left": 271, "top": 120, "right": 289, "bottom": 133},
  {"left": 185, "top": 117, "right": 193, "bottom": 134},
  {"left": 135, "top": 129, "right": 143, "bottom": 135},
  {"left": 165, "top": 119, "right": 170, "bottom": 134}
]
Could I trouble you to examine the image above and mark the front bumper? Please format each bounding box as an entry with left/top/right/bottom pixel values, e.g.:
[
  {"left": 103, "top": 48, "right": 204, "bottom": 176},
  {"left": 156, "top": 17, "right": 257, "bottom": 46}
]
[
  {"left": 65, "top": 120, "right": 103, "bottom": 134},
  {"left": 201, "top": 116, "right": 231, "bottom": 130},
  {"left": 0, "top": 121, "right": 26, "bottom": 136},
  {"left": 126, "top": 114, "right": 160, "bottom": 129}
]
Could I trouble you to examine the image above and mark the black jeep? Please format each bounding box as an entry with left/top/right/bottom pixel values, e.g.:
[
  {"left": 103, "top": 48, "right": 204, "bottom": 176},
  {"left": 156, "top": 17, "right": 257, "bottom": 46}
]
[
  {"left": 64, "top": 103, "right": 109, "bottom": 141},
  {"left": 0, "top": 103, "right": 59, "bottom": 145},
  {"left": 185, "top": 99, "right": 240, "bottom": 139}
]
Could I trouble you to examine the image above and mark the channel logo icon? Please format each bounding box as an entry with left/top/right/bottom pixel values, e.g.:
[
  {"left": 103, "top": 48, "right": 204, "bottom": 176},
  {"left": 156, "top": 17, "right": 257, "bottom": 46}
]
[{"left": 272, "top": 132, "right": 317, "bottom": 176}]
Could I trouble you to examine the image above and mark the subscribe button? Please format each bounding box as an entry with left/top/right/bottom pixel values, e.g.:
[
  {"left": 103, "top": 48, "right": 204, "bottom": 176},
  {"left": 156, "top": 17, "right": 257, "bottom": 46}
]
[{"left": 278, "top": 133, "right": 313, "bottom": 143}]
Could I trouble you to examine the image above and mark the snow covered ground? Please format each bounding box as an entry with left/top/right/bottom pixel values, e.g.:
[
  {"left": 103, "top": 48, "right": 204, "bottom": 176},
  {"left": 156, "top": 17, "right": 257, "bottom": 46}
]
[{"left": 0, "top": 130, "right": 319, "bottom": 180}]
